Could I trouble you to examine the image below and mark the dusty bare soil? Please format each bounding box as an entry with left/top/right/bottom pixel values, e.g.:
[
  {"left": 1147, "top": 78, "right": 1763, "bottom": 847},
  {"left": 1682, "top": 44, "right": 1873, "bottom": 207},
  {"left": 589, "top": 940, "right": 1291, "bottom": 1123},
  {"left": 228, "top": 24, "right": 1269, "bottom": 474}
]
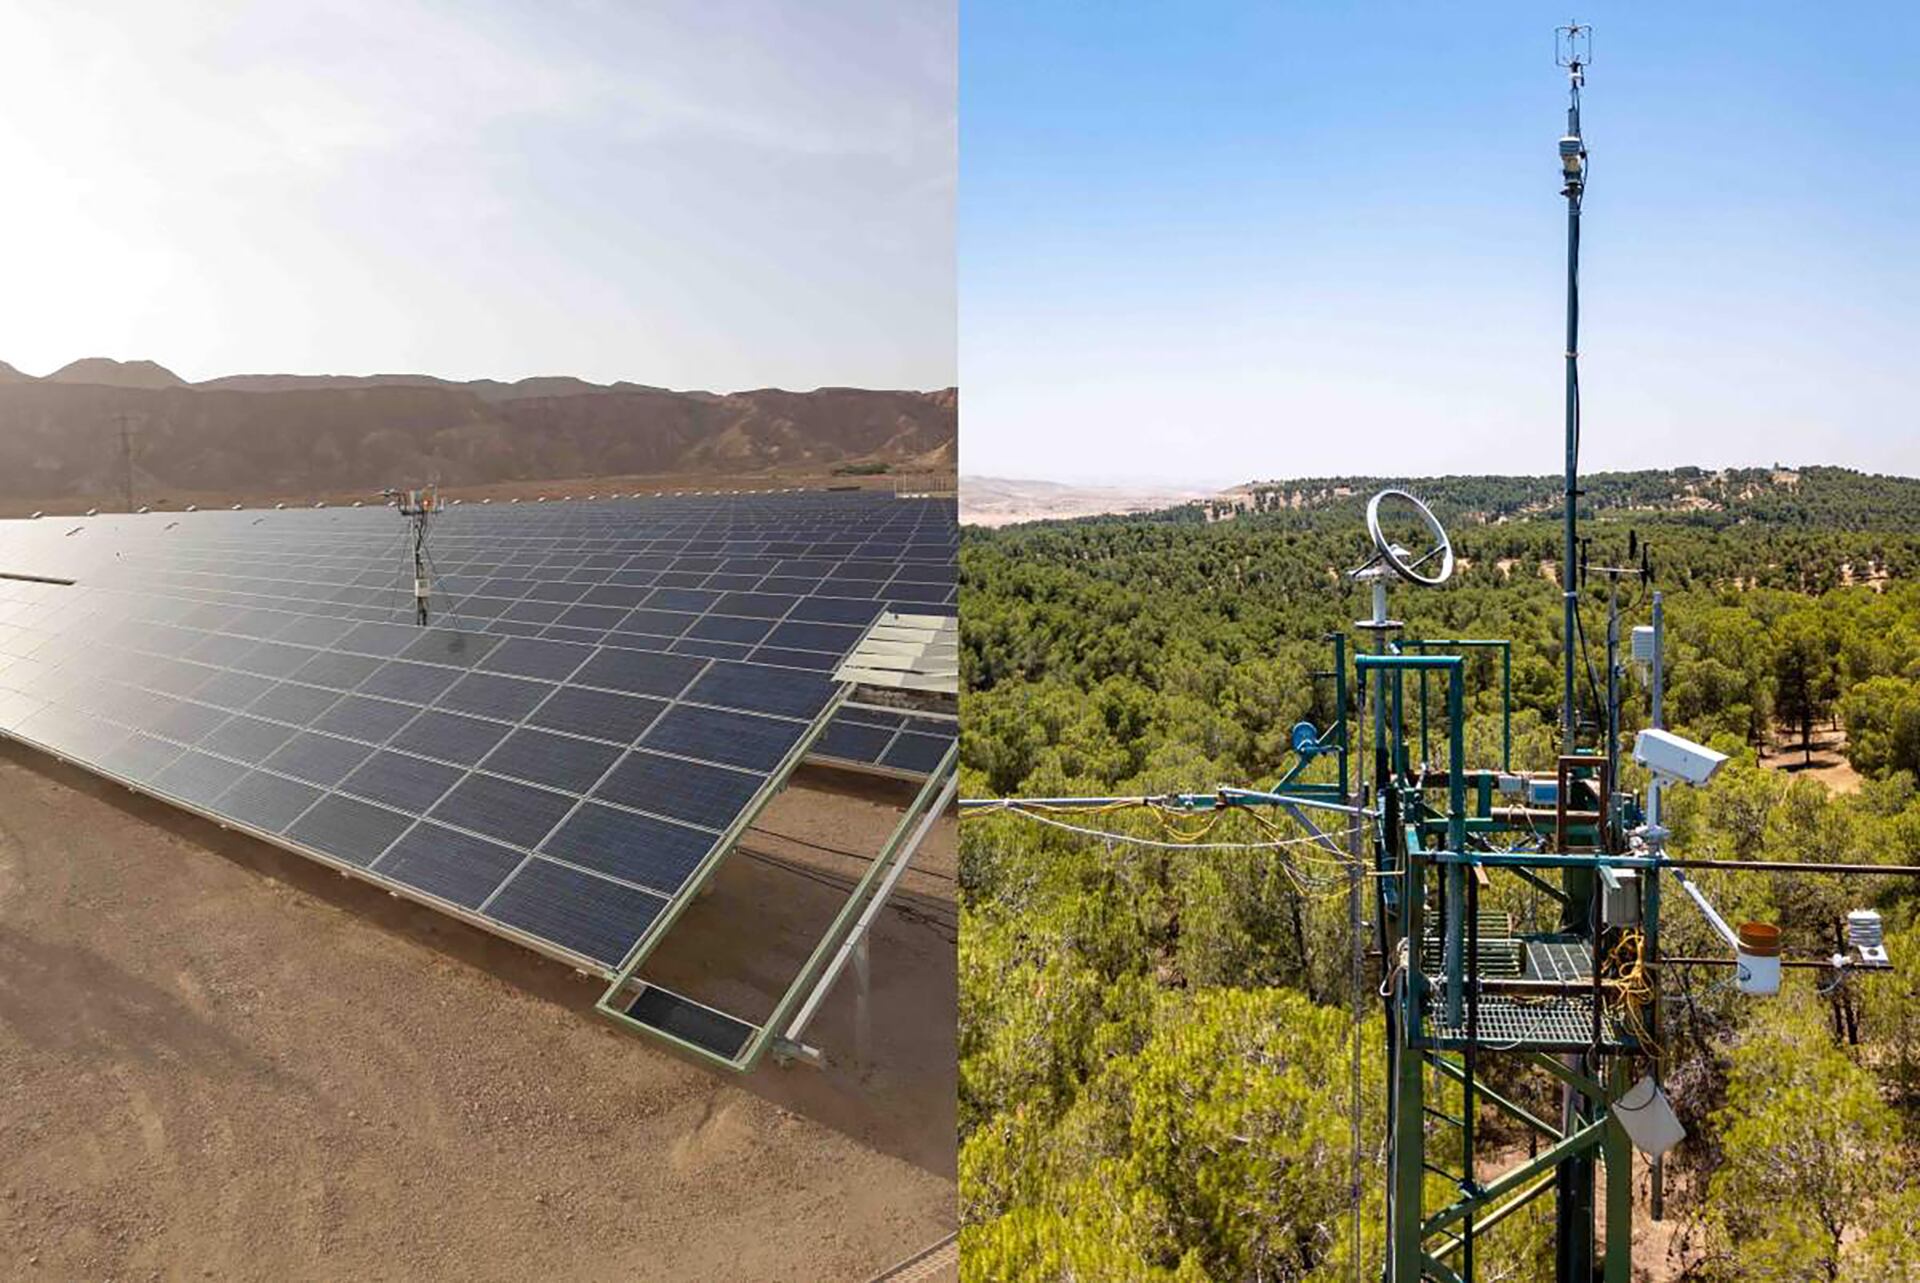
[
  {"left": 1760, "top": 725, "right": 1863, "bottom": 794},
  {"left": 0, "top": 745, "right": 956, "bottom": 1282},
  {"left": 1471, "top": 1138, "right": 1703, "bottom": 1281}
]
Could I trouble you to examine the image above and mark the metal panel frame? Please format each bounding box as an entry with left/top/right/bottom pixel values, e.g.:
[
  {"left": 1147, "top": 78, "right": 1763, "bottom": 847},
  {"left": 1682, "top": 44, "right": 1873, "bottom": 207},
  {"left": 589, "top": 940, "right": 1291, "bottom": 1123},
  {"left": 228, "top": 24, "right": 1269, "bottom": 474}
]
[{"left": 596, "top": 739, "right": 957, "bottom": 1072}]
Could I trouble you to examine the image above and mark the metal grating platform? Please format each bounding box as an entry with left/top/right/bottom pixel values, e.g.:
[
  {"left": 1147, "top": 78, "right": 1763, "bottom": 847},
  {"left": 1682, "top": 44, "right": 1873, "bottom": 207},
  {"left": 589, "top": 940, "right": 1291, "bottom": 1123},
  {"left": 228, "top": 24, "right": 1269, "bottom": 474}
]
[
  {"left": 1419, "top": 912, "right": 1521, "bottom": 977},
  {"left": 1421, "top": 936, "right": 1523, "bottom": 977},
  {"left": 1423, "top": 993, "right": 1632, "bottom": 1051},
  {"left": 1525, "top": 937, "right": 1593, "bottom": 983}
]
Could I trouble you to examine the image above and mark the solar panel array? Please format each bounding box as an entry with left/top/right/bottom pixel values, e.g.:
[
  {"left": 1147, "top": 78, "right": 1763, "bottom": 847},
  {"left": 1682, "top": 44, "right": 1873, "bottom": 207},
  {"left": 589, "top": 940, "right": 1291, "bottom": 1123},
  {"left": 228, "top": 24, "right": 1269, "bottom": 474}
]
[
  {"left": 812, "top": 704, "right": 956, "bottom": 776},
  {"left": 0, "top": 493, "right": 954, "bottom": 974}
]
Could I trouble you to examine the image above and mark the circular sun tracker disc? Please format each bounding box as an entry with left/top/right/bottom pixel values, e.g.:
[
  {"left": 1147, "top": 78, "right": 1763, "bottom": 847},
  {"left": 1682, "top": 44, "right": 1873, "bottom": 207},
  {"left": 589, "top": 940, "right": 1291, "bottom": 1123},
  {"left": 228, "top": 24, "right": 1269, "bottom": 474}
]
[{"left": 1365, "top": 489, "right": 1455, "bottom": 586}]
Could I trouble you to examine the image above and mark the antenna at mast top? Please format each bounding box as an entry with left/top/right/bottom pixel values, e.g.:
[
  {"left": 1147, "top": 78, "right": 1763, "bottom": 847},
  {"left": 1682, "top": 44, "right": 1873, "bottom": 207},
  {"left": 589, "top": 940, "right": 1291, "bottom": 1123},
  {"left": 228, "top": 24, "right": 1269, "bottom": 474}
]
[{"left": 1556, "top": 21, "right": 1591, "bottom": 74}]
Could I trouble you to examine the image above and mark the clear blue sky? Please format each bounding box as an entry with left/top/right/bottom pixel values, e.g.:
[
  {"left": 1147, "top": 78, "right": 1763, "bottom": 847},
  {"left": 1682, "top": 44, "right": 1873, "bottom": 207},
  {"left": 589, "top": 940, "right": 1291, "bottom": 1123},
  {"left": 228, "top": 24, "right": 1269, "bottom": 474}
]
[
  {"left": 962, "top": 3, "right": 1920, "bottom": 485},
  {"left": 0, "top": 1, "right": 954, "bottom": 391}
]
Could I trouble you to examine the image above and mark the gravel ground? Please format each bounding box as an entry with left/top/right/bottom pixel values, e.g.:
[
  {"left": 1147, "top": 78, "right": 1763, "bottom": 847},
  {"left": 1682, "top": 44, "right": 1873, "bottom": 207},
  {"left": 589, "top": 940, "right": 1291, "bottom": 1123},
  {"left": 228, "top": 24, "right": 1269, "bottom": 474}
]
[{"left": 0, "top": 743, "right": 955, "bottom": 1282}]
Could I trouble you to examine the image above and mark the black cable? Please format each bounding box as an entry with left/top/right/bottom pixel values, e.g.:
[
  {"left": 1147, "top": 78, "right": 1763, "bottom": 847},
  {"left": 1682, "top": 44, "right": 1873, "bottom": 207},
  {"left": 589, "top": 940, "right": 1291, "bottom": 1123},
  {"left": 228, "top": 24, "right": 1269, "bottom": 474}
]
[
  {"left": 735, "top": 846, "right": 958, "bottom": 937},
  {"left": 372, "top": 524, "right": 413, "bottom": 624},
  {"left": 1573, "top": 600, "right": 1605, "bottom": 736},
  {"left": 749, "top": 824, "right": 959, "bottom": 885}
]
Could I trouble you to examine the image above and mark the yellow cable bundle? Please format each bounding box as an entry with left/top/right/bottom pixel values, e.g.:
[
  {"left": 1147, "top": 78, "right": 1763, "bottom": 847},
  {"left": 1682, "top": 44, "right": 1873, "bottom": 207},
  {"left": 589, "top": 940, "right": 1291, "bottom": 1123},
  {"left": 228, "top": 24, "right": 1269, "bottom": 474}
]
[{"left": 1600, "top": 928, "right": 1662, "bottom": 1055}]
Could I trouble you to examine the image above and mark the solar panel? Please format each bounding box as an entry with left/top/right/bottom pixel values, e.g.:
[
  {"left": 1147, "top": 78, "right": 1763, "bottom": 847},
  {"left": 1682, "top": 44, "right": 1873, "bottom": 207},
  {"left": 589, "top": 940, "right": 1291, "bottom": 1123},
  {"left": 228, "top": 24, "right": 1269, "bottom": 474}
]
[
  {"left": 624, "top": 985, "right": 756, "bottom": 1061},
  {"left": 0, "top": 492, "right": 955, "bottom": 975},
  {"left": 883, "top": 730, "right": 954, "bottom": 774},
  {"left": 377, "top": 822, "right": 524, "bottom": 909},
  {"left": 808, "top": 703, "right": 957, "bottom": 778},
  {"left": 816, "top": 717, "right": 896, "bottom": 762}
]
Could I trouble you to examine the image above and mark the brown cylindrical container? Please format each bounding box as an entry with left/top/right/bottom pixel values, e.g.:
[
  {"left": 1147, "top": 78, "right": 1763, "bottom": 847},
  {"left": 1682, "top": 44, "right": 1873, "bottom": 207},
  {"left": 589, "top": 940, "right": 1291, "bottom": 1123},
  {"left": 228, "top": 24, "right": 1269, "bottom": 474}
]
[{"left": 1735, "top": 921, "right": 1783, "bottom": 996}]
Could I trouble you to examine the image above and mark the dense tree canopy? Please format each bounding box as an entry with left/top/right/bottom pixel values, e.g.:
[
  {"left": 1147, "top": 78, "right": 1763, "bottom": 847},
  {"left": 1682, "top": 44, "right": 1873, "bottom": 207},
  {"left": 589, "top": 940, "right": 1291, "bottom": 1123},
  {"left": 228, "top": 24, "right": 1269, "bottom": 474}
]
[{"left": 960, "top": 476, "right": 1920, "bottom": 1280}]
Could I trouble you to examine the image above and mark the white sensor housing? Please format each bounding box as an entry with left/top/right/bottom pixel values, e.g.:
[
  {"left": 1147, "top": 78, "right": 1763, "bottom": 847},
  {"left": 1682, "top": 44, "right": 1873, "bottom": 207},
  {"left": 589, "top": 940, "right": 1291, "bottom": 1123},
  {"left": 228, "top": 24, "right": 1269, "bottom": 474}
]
[{"left": 1633, "top": 728, "right": 1727, "bottom": 787}]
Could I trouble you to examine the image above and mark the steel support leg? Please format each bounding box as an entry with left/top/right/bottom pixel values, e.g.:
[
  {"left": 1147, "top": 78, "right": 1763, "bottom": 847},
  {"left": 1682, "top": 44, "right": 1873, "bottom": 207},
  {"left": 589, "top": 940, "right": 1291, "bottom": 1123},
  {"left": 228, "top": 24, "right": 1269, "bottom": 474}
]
[
  {"left": 1602, "top": 1066, "right": 1633, "bottom": 1282},
  {"left": 1389, "top": 993, "right": 1426, "bottom": 1283}
]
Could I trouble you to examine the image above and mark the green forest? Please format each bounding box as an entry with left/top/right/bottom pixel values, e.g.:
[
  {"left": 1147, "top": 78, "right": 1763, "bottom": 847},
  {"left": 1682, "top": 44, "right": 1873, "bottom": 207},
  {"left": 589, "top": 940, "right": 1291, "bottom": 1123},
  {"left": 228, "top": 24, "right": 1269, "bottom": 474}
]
[{"left": 958, "top": 467, "right": 1920, "bottom": 1281}]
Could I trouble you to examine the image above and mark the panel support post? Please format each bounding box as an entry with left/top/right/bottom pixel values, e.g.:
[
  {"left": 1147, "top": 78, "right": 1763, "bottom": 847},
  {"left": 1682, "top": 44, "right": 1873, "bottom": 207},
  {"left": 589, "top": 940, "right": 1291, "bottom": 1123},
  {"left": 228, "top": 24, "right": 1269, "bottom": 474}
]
[{"left": 853, "top": 931, "right": 872, "bottom": 1067}]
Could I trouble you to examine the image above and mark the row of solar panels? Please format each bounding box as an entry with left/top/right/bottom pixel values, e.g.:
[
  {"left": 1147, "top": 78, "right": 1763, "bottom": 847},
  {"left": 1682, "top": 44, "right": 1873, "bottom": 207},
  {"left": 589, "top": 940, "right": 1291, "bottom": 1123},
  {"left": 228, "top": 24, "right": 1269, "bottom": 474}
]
[
  {"left": 50, "top": 509, "right": 955, "bottom": 670},
  {"left": 0, "top": 495, "right": 954, "bottom": 976},
  {"left": 0, "top": 594, "right": 835, "bottom": 968}
]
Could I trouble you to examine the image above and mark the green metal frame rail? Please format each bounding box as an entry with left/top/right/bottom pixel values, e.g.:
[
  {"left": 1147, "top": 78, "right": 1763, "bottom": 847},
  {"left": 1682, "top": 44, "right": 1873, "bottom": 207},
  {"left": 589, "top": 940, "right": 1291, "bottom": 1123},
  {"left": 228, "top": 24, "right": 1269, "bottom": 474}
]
[{"left": 1403, "top": 638, "right": 1513, "bottom": 773}]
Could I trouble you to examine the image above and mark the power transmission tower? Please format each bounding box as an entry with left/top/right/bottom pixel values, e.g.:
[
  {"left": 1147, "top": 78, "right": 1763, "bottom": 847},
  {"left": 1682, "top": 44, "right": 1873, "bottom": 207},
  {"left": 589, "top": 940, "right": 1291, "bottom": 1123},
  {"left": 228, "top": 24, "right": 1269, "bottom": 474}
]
[{"left": 115, "top": 411, "right": 137, "bottom": 512}]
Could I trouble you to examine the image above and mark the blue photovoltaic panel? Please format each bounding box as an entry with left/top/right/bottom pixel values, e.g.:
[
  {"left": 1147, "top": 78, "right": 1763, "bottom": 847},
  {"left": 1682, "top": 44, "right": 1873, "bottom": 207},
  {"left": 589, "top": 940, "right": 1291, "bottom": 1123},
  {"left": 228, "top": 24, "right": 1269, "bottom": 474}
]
[
  {"left": 683, "top": 661, "right": 837, "bottom": 721},
  {"left": 883, "top": 731, "right": 954, "bottom": 774},
  {"left": 815, "top": 718, "right": 895, "bottom": 763},
  {"left": 641, "top": 705, "right": 806, "bottom": 773},
  {"left": 218, "top": 770, "right": 325, "bottom": 832},
  {"left": 624, "top": 986, "right": 755, "bottom": 1061},
  {"left": 0, "top": 492, "right": 953, "bottom": 974},
  {"left": 594, "top": 749, "right": 763, "bottom": 830},
  {"left": 480, "top": 727, "right": 623, "bottom": 794},
  {"left": 528, "top": 685, "right": 667, "bottom": 743},
  {"left": 483, "top": 857, "right": 668, "bottom": 967},
  {"left": 375, "top": 822, "right": 525, "bottom": 909},
  {"left": 340, "top": 749, "right": 464, "bottom": 812},
  {"left": 809, "top": 703, "right": 956, "bottom": 779},
  {"left": 540, "top": 803, "right": 716, "bottom": 896}
]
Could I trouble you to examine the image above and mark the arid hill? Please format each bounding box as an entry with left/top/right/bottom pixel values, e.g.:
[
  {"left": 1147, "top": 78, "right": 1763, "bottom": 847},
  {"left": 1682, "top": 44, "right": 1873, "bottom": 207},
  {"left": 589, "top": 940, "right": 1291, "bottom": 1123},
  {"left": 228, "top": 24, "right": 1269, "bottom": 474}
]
[
  {"left": 44, "top": 357, "right": 188, "bottom": 389},
  {"left": 194, "top": 372, "right": 671, "bottom": 404},
  {"left": 0, "top": 361, "right": 955, "bottom": 503}
]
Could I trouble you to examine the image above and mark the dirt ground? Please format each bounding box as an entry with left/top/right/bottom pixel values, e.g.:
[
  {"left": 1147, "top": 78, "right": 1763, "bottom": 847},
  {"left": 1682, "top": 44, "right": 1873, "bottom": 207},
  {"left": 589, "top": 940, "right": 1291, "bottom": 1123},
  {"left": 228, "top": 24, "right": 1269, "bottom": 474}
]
[
  {"left": 1470, "top": 1138, "right": 1702, "bottom": 1281},
  {"left": 1760, "top": 725, "right": 1863, "bottom": 794},
  {"left": 0, "top": 744, "right": 956, "bottom": 1282}
]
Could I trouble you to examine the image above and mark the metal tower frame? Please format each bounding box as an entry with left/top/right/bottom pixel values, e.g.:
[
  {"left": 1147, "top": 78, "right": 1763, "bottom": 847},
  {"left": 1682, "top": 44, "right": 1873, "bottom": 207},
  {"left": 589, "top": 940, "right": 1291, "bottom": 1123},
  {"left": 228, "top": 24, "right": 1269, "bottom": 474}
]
[
  {"left": 1368, "top": 641, "right": 1635, "bottom": 1283},
  {"left": 960, "top": 21, "right": 1920, "bottom": 1279},
  {"left": 965, "top": 606, "right": 1920, "bottom": 1280}
]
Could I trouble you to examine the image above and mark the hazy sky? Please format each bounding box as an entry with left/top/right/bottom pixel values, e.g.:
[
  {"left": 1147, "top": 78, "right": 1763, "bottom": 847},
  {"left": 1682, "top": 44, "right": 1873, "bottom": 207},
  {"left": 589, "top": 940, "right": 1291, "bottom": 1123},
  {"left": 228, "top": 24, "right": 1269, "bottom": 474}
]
[
  {"left": 0, "top": 0, "right": 954, "bottom": 390},
  {"left": 963, "top": 2, "right": 1920, "bottom": 485}
]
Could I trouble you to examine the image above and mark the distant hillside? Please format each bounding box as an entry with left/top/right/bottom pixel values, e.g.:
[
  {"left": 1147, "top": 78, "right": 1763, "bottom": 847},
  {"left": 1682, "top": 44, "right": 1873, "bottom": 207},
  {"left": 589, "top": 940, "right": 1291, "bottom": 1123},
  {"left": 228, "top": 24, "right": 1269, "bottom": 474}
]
[
  {"left": 193, "top": 372, "right": 680, "bottom": 404},
  {"left": 0, "top": 362, "right": 955, "bottom": 501},
  {"left": 45, "top": 357, "right": 187, "bottom": 389},
  {"left": 1191, "top": 466, "right": 1920, "bottom": 532},
  {"left": 962, "top": 476, "right": 1220, "bottom": 526}
]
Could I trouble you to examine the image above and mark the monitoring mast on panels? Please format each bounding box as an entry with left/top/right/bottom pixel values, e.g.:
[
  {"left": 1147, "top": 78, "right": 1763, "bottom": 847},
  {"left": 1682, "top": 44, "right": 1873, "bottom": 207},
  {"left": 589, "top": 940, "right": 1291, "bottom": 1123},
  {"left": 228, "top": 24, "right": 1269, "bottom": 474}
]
[{"left": 385, "top": 485, "right": 439, "bottom": 625}]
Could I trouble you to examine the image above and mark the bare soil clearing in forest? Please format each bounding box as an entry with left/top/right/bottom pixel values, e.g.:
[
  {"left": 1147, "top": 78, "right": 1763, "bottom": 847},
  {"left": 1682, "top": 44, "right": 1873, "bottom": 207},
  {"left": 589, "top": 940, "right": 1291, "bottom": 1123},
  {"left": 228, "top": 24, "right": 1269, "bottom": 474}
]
[{"left": 1761, "top": 726, "right": 1863, "bottom": 794}]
